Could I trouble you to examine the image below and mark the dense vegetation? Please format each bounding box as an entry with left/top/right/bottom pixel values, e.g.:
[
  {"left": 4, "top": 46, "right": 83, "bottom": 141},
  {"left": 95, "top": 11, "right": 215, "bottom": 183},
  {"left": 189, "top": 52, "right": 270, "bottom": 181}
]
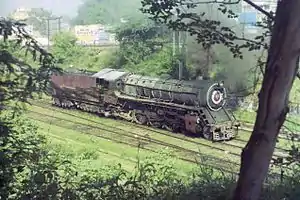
[
  {"left": 71, "top": 0, "right": 146, "bottom": 25},
  {"left": 2, "top": 0, "right": 300, "bottom": 200},
  {"left": 51, "top": 7, "right": 260, "bottom": 95}
]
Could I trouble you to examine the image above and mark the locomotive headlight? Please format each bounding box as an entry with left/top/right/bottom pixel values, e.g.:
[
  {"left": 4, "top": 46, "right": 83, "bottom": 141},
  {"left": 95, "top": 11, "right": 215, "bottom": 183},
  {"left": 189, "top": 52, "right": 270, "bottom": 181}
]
[
  {"left": 206, "top": 82, "right": 227, "bottom": 111},
  {"left": 211, "top": 90, "right": 223, "bottom": 105}
]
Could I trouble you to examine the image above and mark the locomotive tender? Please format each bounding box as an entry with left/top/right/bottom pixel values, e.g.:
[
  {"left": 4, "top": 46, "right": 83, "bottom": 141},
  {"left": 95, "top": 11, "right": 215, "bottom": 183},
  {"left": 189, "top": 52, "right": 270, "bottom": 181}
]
[{"left": 50, "top": 68, "right": 240, "bottom": 141}]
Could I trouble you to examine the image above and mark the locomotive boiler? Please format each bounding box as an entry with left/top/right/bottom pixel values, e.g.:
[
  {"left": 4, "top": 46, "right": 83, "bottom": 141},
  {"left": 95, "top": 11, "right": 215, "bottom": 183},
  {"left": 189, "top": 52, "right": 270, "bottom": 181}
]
[
  {"left": 122, "top": 73, "right": 227, "bottom": 111},
  {"left": 50, "top": 68, "right": 240, "bottom": 141}
]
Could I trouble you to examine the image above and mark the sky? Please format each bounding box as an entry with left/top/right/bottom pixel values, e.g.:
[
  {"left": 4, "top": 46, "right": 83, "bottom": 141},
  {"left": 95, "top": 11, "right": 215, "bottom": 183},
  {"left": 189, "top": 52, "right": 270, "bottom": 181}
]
[{"left": 0, "top": 0, "right": 83, "bottom": 17}]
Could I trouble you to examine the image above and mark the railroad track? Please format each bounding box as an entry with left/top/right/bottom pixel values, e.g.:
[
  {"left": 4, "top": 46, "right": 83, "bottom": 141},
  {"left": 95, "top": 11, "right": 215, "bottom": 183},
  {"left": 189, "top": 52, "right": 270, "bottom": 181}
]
[
  {"left": 30, "top": 100, "right": 243, "bottom": 153},
  {"left": 238, "top": 126, "right": 297, "bottom": 157},
  {"left": 28, "top": 100, "right": 293, "bottom": 164},
  {"left": 118, "top": 118, "right": 291, "bottom": 158},
  {"left": 27, "top": 109, "right": 241, "bottom": 174},
  {"left": 30, "top": 100, "right": 293, "bottom": 159},
  {"left": 25, "top": 99, "right": 297, "bottom": 181},
  {"left": 239, "top": 120, "right": 300, "bottom": 141}
]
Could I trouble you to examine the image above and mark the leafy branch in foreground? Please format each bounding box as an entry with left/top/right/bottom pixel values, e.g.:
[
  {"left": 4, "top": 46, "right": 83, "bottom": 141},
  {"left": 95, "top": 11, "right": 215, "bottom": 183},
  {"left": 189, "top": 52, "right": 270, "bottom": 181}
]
[
  {"left": 0, "top": 18, "right": 61, "bottom": 105},
  {"left": 140, "top": 0, "right": 271, "bottom": 58},
  {"left": 139, "top": 0, "right": 300, "bottom": 94},
  {"left": 0, "top": 17, "right": 62, "bottom": 199}
]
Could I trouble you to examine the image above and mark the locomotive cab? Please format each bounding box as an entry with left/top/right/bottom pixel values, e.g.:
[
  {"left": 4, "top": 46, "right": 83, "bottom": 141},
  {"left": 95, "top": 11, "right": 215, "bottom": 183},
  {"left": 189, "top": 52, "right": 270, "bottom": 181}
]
[
  {"left": 96, "top": 78, "right": 109, "bottom": 89},
  {"left": 92, "top": 68, "right": 128, "bottom": 90}
]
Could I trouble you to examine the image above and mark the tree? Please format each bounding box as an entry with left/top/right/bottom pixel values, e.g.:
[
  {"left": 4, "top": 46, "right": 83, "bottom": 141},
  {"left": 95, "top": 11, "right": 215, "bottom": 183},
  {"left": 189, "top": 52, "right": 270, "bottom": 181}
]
[
  {"left": 233, "top": 1, "right": 300, "bottom": 199},
  {"left": 140, "top": 0, "right": 300, "bottom": 199},
  {"left": 8, "top": 8, "right": 69, "bottom": 37},
  {"left": 23, "top": 8, "right": 53, "bottom": 37},
  {"left": 112, "top": 19, "right": 177, "bottom": 77},
  {"left": 72, "top": 0, "right": 110, "bottom": 25},
  {"left": 51, "top": 31, "right": 82, "bottom": 64},
  {"left": 72, "top": 0, "right": 145, "bottom": 25},
  {"left": 140, "top": 0, "right": 265, "bottom": 83},
  {"left": 0, "top": 17, "right": 60, "bottom": 199},
  {"left": 50, "top": 31, "right": 118, "bottom": 70}
]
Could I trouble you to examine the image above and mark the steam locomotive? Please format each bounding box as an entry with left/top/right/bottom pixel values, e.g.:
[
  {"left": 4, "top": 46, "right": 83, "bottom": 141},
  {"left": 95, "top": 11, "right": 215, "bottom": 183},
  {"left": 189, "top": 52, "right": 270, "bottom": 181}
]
[{"left": 50, "top": 68, "right": 240, "bottom": 141}]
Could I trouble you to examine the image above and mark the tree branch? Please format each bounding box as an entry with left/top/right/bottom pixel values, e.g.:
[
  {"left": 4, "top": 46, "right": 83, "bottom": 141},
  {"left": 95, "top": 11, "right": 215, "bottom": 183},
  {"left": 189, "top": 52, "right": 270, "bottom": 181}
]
[
  {"left": 243, "top": 0, "right": 274, "bottom": 20},
  {"left": 189, "top": 0, "right": 274, "bottom": 20},
  {"left": 184, "top": 0, "right": 240, "bottom": 5}
]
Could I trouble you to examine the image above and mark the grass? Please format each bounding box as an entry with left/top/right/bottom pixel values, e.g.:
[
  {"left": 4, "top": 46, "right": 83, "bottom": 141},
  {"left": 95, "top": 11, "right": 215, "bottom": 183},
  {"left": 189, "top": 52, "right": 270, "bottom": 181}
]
[
  {"left": 23, "top": 96, "right": 300, "bottom": 179},
  {"left": 29, "top": 104, "right": 241, "bottom": 156},
  {"left": 35, "top": 121, "right": 197, "bottom": 176},
  {"left": 25, "top": 104, "right": 211, "bottom": 176},
  {"left": 233, "top": 109, "right": 300, "bottom": 158},
  {"left": 25, "top": 100, "right": 245, "bottom": 173},
  {"left": 234, "top": 109, "right": 300, "bottom": 132},
  {"left": 38, "top": 122, "right": 137, "bottom": 172}
]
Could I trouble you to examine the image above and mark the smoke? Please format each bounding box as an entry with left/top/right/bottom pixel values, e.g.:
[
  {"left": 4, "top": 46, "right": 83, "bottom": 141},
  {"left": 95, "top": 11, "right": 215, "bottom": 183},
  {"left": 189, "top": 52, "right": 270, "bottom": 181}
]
[
  {"left": 181, "top": 3, "right": 263, "bottom": 94},
  {"left": 212, "top": 45, "right": 260, "bottom": 95}
]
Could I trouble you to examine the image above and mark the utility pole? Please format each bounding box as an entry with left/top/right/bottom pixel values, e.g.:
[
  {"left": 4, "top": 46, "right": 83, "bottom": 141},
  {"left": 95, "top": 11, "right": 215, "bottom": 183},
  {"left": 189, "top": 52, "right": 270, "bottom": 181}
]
[
  {"left": 172, "top": 30, "right": 180, "bottom": 61},
  {"left": 172, "top": 12, "right": 181, "bottom": 80},
  {"left": 179, "top": 31, "right": 187, "bottom": 80},
  {"left": 45, "top": 16, "right": 62, "bottom": 49},
  {"left": 172, "top": 10, "right": 188, "bottom": 80},
  {"left": 47, "top": 18, "right": 50, "bottom": 49}
]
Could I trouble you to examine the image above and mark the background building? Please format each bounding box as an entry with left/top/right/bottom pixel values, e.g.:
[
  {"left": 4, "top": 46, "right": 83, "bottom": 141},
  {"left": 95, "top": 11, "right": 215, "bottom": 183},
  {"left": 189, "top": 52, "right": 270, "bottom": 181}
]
[
  {"left": 74, "top": 24, "right": 116, "bottom": 45},
  {"left": 238, "top": 0, "right": 277, "bottom": 33}
]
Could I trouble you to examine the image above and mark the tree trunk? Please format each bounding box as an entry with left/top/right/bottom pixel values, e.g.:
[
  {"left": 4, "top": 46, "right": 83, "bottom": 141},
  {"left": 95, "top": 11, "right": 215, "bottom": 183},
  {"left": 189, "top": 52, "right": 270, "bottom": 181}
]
[{"left": 233, "top": 1, "right": 300, "bottom": 200}]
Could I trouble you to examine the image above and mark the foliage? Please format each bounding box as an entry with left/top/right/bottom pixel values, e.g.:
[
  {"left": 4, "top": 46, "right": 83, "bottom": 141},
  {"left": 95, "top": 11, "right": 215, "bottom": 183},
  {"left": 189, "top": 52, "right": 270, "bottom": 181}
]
[
  {"left": 51, "top": 31, "right": 82, "bottom": 64},
  {"left": 0, "top": 17, "right": 60, "bottom": 199},
  {"left": 72, "top": 0, "right": 146, "bottom": 25},
  {"left": 129, "top": 46, "right": 178, "bottom": 77},
  {"left": 110, "top": 19, "right": 178, "bottom": 77},
  {"left": 4, "top": 7, "right": 300, "bottom": 200},
  {"left": 72, "top": 0, "right": 111, "bottom": 25},
  {"left": 0, "top": 112, "right": 45, "bottom": 199},
  {"left": 0, "top": 18, "right": 60, "bottom": 105},
  {"left": 138, "top": 0, "right": 276, "bottom": 92},
  {"left": 3, "top": 120, "right": 300, "bottom": 200},
  {"left": 25, "top": 8, "right": 53, "bottom": 36},
  {"left": 50, "top": 31, "right": 118, "bottom": 70}
]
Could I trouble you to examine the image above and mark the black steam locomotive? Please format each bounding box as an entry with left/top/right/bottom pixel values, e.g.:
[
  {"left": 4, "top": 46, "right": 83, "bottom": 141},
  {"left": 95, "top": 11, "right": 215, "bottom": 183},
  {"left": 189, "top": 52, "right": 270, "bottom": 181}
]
[{"left": 50, "top": 68, "right": 240, "bottom": 141}]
